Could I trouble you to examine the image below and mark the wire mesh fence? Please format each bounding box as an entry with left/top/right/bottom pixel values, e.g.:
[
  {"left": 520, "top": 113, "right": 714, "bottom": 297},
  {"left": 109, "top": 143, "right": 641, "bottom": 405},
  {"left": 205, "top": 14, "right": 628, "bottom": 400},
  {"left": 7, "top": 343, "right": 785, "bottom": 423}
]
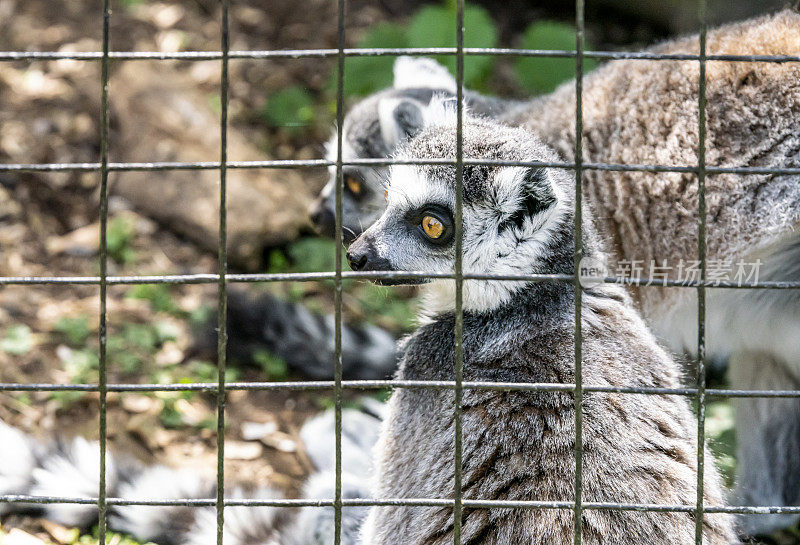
[{"left": 1, "top": 0, "right": 799, "bottom": 544}]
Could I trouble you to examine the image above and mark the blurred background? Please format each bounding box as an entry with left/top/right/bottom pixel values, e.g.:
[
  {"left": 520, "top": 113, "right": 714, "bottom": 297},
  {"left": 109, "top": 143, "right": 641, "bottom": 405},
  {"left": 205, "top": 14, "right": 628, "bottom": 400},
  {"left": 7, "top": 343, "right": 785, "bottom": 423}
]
[{"left": 0, "top": 1, "right": 794, "bottom": 544}]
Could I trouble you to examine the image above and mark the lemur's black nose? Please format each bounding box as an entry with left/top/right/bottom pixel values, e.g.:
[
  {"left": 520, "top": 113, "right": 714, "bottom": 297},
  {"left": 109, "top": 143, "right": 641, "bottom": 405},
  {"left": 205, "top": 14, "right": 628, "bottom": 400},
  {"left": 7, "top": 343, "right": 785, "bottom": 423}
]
[{"left": 346, "top": 248, "right": 368, "bottom": 271}]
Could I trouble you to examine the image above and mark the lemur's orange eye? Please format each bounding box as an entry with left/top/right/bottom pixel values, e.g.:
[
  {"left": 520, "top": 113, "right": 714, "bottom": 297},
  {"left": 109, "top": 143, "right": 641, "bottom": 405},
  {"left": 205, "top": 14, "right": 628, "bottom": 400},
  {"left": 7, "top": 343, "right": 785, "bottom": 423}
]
[
  {"left": 384, "top": 190, "right": 389, "bottom": 203},
  {"left": 345, "top": 175, "right": 361, "bottom": 196},
  {"left": 421, "top": 215, "right": 444, "bottom": 239}
]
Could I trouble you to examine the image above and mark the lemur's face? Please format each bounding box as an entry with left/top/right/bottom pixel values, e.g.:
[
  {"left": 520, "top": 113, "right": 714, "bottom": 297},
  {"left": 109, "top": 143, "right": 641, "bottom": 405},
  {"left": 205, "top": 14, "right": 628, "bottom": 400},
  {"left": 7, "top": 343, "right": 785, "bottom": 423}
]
[
  {"left": 309, "top": 57, "right": 460, "bottom": 243},
  {"left": 347, "top": 111, "right": 571, "bottom": 313},
  {"left": 308, "top": 89, "right": 446, "bottom": 243}
]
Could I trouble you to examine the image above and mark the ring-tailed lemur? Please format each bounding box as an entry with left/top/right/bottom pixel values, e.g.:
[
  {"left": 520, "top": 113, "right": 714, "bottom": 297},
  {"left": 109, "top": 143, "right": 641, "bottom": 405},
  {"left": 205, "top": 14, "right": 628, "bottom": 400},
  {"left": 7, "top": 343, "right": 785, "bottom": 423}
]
[
  {"left": 231, "top": 10, "right": 800, "bottom": 536},
  {"left": 347, "top": 104, "right": 735, "bottom": 544},
  {"left": 0, "top": 401, "right": 384, "bottom": 545}
]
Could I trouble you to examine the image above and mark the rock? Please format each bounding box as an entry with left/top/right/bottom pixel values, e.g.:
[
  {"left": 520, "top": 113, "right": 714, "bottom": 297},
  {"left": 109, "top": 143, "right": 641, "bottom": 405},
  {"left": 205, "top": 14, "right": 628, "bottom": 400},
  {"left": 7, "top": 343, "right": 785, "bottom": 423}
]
[
  {"left": 121, "top": 394, "right": 158, "bottom": 414},
  {"left": 40, "top": 521, "right": 80, "bottom": 545},
  {"left": 241, "top": 420, "right": 278, "bottom": 440},
  {"left": 109, "top": 62, "right": 314, "bottom": 270},
  {"left": 45, "top": 222, "right": 99, "bottom": 256},
  {"left": 224, "top": 440, "right": 264, "bottom": 460},
  {"left": 0, "top": 529, "right": 47, "bottom": 545},
  {"left": 260, "top": 431, "right": 297, "bottom": 453}
]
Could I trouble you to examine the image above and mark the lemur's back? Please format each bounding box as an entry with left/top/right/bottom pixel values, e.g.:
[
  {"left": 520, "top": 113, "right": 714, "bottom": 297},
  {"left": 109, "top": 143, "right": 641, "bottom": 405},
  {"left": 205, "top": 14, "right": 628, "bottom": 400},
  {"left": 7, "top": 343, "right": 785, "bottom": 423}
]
[
  {"left": 505, "top": 9, "right": 800, "bottom": 314},
  {"left": 363, "top": 289, "right": 734, "bottom": 544}
]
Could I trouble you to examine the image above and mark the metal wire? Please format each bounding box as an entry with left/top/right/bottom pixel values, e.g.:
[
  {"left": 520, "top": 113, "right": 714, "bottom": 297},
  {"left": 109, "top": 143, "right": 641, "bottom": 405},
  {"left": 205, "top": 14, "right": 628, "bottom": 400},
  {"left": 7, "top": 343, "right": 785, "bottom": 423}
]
[
  {"left": 333, "top": 0, "right": 347, "bottom": 542},
  {"left": 215, "top": 2, "right": 231, "bottom": 544},
  {"left": 3, "top": 380, "right": 800, "bottom": 398},
  {"left": 2, "top": 494, "right": 800, "bottom": 515},
  {"left": 1, "top": 272, "right": 798, "bottom": 288},
  {"left": 3, "top": 158, "right": 800, "bottom": 174},
  {"left": 2, "top": 0, "right": 800, "bottom": 538},
  {"left": 0, "top": 47, "right": 798, "bottom": 62},
  {"left": 695, "top": 1, "right": 709, "bottom": 542},
  {"left": 453, "top": 1, "right": 466, "bottom": 542},
  {"left": 96, "top": 1, "right": 110, "bottom": 543},
  {"left": 573, "top": 0, "right": 585, "bottom": 541}
]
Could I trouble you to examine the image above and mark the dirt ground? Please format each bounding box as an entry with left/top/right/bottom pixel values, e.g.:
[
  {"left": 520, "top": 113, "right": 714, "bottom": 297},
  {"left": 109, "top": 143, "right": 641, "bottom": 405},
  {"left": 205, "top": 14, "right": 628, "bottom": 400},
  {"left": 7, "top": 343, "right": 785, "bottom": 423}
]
[{"left": 0, "top": 2, "right": 400, "bottom": 541}]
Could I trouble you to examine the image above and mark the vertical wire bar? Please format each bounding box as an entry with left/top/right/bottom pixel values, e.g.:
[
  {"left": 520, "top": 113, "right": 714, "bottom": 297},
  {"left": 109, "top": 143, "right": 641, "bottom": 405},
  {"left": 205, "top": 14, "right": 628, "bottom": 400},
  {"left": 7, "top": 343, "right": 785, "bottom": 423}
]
[
  {"left": 572, "top": 0, "right": 585, "bottom": 543},
  {"left": 97, "top": 0, "right": 111, "bottom": 542},
  {"left": 452, "top": 0, "right": 465, "bottom": 543},
  {"left": 694, "top": 0, "right": 708, "bottom": 542},
  {"left": 333, "top": 0, "right": 347, "bottom": 542},
  {"left": 216, "top": 1, "right": 231, "bottom": 544}
]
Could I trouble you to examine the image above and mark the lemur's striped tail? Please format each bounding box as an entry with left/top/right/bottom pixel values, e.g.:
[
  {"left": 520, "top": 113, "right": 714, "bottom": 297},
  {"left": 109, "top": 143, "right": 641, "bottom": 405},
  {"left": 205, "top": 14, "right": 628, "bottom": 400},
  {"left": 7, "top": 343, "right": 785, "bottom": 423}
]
[
  {"left": 0, "top": 403, "right": 383, "bottom": 545},
  {"left": 215, "top": 290, "right": 399, "bottom": 380}
]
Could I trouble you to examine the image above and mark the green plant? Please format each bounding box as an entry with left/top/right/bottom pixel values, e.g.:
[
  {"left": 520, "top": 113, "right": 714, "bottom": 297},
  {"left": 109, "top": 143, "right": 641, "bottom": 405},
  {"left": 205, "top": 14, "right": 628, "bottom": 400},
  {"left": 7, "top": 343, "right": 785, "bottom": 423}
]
[
  {"left": 126, "top": 284, "right": 182, "bottom": 315},
  {"left": 340, "top": 22, "right": 409, "bottom": 97},
  {"left": 107, "top": 216, "right": 137, "bottom": 265},
  {"left": 0, "top": 325, "right": 34, "bottom": 355},
  {"left": 356, "top": 284, "right": 416, "bottom": 331},
  {"left": 406, "top": 2, "right": 497, "bottom": 89},
  {"left": 514, "top": 21, "right": 598, "bottom": 94},
  {"left": 54, "top": 316, "right": 92, "bottom": 346},
  {"left": 339, "top": 1, "right": 497, "bottom": 97},
  {"left": 262, "top": 86, "right": 317, "bottom": 134},
  {"left": 117, "top": 0, "right": 147, "bottom": 9},
  {"left": 61, "top": 348, "right": 100, "bottom": 383},
  {"left": 267, "top": 238, "right": 341, "bottom": 274},
  {"left": 706, "top": 400, "right": 736, "bottom": 488},
  {"left": 253, "top": 350, "right": 289, "bottom": 381},
  {"left": 158, "top": 398, "right": 185, "bottom": 429}
]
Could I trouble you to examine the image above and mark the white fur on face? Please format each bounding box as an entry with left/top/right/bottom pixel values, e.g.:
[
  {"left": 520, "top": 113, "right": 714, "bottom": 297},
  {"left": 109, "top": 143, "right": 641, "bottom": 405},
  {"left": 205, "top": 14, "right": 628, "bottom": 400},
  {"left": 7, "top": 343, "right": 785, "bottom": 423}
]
[
  {"left": 386, "top": 164, "right": 451, "bottom": 210},
  {"left": 380, "top": 165, "right": 567, "bottom": 315}
]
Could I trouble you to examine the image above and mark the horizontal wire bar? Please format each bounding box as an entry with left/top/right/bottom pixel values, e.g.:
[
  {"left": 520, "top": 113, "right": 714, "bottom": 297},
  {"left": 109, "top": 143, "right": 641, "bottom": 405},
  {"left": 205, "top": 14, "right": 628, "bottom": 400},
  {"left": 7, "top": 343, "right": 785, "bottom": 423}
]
[
  {"left": 0, "top": 495, "right": 798, "bottom": 514},
  {"left": 1, "top": 271, "right": 798, "bottom": 289},
  {"left": 2, "top": 157, "right": 799, "bottom": 176},
  {"left": 0, "top": 48, "right": 798, "bottom": 63},
  {"left": 1, "top": 380, "right": 799, "bottom": 398}
]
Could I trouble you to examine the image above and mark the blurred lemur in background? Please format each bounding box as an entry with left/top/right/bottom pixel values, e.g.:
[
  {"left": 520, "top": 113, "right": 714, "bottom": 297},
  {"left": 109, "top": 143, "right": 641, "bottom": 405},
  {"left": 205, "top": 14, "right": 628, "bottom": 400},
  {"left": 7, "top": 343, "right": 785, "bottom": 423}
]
[
  {"left": 348, "top": 100, "right": 735, "bottom": 544},
  {"left": 0, "top": 402, "right": 384, "bottom": 545},
  {"left": 225, "top": 9, "right": 800, "bottom": 538}
]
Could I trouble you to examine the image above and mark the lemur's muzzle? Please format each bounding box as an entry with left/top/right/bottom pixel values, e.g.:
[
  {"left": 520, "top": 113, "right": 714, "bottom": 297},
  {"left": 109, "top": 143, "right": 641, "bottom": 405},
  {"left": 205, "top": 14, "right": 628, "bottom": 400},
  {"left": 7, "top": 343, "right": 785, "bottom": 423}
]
[
  {"left": 346, "top": 236, "right": 399, "bottom": 284},
  {"left": 347, "top": 237, "right": 386, "bottom": 271},
  {"left": 347, "top": 236, "right": 425, "bottom": 285}
]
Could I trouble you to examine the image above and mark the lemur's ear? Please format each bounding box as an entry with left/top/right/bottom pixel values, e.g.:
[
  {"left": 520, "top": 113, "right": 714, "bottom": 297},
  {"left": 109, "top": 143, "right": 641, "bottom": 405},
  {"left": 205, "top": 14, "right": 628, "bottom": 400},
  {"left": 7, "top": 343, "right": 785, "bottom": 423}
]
[
  {"left": 378, "top": 98, "right": 425, "bottom": 149},
  {"left": 393, "top": 56, "right": 456, "bottom": 93},
  {"left": 496, "top": 167, "right": 557, "bottom": 233}
]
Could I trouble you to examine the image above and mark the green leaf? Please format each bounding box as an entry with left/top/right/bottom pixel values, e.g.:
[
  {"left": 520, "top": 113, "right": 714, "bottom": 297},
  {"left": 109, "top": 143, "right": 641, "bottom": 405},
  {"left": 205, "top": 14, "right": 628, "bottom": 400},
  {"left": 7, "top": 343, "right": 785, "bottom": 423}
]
[
  {"left": 340, "top": 22, "right": 408, "bottom": 97},
  {"left": 107, "top": 216, "right": 137, "bottom": 265},
  {"left": 1, "top": 325, "right": 34, "bottom": 355},
  {"left": 262, "top": 86, "right": 316, "bottom": 133},
  {"left": 514, "top": 21, "right": 598, "bottom": 94},
  {"left": 253, "top": 350, "right": 290, "bottom": 381},
  {"left": 54, "top": 316, "right": 92, "bottom": 346},
  {"left": 126, "top": 284, "right": 181, "bottom": 315},
  {"left": 406, "top": 3, "right": 497, "bottom": 88}
]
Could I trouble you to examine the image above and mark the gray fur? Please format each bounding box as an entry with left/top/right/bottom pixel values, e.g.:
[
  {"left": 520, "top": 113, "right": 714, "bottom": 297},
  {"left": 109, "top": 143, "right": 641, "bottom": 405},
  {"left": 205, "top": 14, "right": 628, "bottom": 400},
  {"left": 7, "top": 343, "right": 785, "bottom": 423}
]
[{"left": 350, "top": 111, "right": 736, "bottom": 544}]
